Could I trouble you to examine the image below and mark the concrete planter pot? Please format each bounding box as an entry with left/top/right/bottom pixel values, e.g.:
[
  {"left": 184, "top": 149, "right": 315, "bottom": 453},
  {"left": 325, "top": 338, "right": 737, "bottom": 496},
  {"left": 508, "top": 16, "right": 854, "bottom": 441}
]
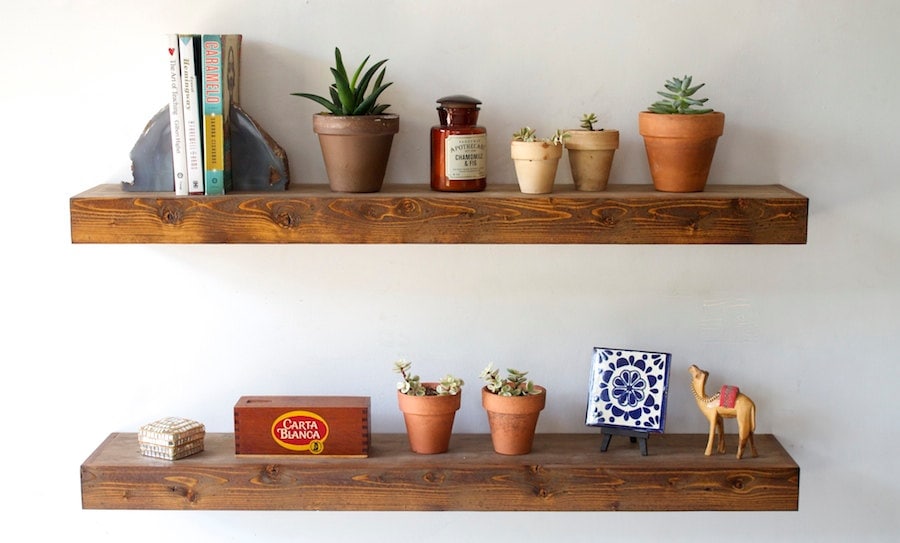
[
  {"left": 564, "top": 129, "right": 620, "bottom": 191},
  {"left": 313, "top": 113, "right": 400, "bottom": 193},
  {"left": 510, "top": 141, "right": 564, "bottom": 194}
]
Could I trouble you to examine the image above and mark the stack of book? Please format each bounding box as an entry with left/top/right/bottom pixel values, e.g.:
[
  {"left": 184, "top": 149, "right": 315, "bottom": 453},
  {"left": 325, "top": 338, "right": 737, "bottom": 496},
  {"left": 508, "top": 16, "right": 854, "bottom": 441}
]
[{"left": 166, "top": 34, "right": 242, "bottom": 195}]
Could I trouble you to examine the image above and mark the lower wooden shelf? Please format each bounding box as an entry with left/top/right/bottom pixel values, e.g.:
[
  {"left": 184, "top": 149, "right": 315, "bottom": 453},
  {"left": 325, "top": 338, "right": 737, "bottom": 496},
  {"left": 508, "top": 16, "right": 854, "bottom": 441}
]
[{"left": 81, "top": 432, "right": 799, "bottom": 511}]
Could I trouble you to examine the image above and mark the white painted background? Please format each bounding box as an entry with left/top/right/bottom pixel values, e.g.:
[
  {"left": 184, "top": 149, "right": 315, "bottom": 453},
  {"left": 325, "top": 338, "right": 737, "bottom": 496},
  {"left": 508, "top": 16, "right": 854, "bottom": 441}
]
[{"left": 3, "top": 0, "right": 898, "bottom": 540}]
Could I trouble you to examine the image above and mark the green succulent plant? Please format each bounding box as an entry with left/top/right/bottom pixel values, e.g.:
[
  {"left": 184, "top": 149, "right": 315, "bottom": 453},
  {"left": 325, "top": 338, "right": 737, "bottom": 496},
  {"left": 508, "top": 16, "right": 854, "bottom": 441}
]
[
  {"left": 480, "top": 363, "right": 542, "bottom": 397},
  {"left": 579, "top": 113, "right": 604, "bottom": 131},
  {"left": 292, "top": 47, "right": 393, "bottom": 116},
  {"left": 512, "top": 127, "right": 570, "bottom": 145},
  {"left": 648, "top": 75, "right": 713, "bottom": 114},
  {"left": 394, "top": 359, "right": 464, "bottom": 397}
]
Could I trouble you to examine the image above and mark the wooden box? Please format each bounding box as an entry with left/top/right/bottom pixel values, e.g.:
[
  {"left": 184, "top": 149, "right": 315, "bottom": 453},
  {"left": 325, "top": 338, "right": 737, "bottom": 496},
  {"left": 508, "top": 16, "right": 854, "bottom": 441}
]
[{"left": 234, "top": 396, "right": 370, "bottom": 457}]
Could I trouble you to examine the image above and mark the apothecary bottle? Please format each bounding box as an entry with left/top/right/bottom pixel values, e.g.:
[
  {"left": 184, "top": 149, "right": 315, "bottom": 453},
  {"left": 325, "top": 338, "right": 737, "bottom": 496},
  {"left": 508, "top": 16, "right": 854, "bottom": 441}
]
[{"left": 431, "top": 95, "right": 487, "bottom": 191}]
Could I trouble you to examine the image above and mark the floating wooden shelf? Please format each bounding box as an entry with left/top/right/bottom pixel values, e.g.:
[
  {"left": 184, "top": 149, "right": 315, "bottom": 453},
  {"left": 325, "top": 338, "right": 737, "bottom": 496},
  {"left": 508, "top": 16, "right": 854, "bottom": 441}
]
[
  {"left": 81, "top": 432, "right": 799, "bottom": 511},
  {"left": 70, "top": 183, "right": 808, "bottom": 244}
]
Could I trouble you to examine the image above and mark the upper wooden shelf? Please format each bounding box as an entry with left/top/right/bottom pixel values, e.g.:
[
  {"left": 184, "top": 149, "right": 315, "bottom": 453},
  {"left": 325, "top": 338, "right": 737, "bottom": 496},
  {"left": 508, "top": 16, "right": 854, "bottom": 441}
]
[
  {"left": 70, "top": 183, "right": 808, "bottom": 244},
  {"left": 81, "top": 432, "right": 799, "bottom": 511}
]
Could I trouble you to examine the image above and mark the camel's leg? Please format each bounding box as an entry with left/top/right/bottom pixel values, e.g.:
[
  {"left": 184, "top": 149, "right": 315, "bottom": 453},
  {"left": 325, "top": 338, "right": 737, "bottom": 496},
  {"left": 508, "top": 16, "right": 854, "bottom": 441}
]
[
  {"left": 736, "top": 417, "right": 751, "bottom": 459},
  {"left": 748, "top": 431, "right": 758, "bottom": 458},
  {"left": 716, "top": 417, "right": 726, "bottom": 454},
  {"left": 705, "top": 418, "right": 716, "bottom": 456}
]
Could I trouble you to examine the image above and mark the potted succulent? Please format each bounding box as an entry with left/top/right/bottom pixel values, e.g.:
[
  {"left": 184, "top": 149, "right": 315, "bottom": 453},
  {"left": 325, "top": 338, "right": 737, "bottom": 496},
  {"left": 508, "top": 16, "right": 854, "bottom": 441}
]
[
  {"left": 394, "top": 360, "right": 464, "bottom": 454},
  {"left": 638, "top": 75, "right": 724, "bottom": 192},
  {"left": 564, "top": 113, "right": 619, "bottom": 191},
  {"left": 292, "top": 47, "right": 399, "bottom": 192},
  {"left": 479, "top": 363, "right": 546, "bottom": 455},
  {"left": 510, "top": 127, "right": 569, "bottom": 194}
]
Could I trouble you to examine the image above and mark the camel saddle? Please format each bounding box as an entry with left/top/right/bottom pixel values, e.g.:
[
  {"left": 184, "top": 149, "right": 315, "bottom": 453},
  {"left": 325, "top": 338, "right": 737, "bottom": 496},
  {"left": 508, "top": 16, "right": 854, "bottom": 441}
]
[{"left": 719, "top": 385, "right": 740, "bottom": 408}]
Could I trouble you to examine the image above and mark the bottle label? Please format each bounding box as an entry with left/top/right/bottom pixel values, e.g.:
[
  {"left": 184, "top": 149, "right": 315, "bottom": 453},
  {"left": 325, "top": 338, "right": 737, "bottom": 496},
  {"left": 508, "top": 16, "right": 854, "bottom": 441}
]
[{"left": 445, "top": 134, "right": 487, "bottom": 179}]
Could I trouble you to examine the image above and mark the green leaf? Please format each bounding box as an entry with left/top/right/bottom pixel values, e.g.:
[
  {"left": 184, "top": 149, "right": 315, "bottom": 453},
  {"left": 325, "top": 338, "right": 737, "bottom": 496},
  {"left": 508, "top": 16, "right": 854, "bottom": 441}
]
[
  {"left": 333, "top": 47, "right": 349, "bottom": 83},
  {"left": 349, "top": 54, "right": 370, "bottom": 90},
  {"left": 352, "top": 81, "right": 393, "bottom": 115},
  {"left": 682, "top": 83, "right": 705, "bottom": 97},
  {"left": 354, "top": 60, "right": 389, "bottom": 110},
  {"left": 291, "top": 92, "right": 341, "bottom": 114},
  {"left": 330, "top": 67, "right": 354, "bottom": 114}
]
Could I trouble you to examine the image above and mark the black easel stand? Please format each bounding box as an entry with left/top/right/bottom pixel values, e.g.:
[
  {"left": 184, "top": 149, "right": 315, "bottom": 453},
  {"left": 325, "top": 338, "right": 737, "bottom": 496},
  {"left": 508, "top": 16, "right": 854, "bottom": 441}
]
[{"left": 599, "top": 426, "right": 649, "bottom": 456}]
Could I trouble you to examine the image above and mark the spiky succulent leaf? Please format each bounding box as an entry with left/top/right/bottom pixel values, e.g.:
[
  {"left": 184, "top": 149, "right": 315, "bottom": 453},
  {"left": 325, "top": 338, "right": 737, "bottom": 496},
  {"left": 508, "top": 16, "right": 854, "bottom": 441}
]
[
  {"left": 290, "top": 92, "right": 341, "bottom": 114},
  {"left": 353, "top": 60, "right": 388, "bottom": 109}
]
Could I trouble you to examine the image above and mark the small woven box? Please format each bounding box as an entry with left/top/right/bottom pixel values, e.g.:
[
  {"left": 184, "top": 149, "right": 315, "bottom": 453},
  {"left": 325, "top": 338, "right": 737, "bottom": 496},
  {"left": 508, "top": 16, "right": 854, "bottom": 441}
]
[{"left": 138, "top": 417, "right": 205, "bottom": 460}]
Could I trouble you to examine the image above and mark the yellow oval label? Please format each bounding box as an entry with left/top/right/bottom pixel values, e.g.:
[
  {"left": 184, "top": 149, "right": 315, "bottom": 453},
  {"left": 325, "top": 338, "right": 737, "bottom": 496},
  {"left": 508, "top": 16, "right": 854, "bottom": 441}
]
[{"left": 271, "top": 410, "right": 329, "bottom": 452}]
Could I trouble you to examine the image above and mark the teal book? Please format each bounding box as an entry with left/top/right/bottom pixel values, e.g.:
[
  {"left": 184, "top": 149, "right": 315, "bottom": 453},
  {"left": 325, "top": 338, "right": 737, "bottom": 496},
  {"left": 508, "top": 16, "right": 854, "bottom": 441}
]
[{"left": 201, "top": 34, "right": 224, "bottom": 194}]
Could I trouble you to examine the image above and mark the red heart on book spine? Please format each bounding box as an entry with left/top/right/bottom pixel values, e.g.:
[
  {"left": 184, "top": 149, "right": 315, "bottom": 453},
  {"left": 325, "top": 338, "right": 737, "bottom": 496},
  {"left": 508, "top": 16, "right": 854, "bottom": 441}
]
[{"left": 168, "top": 48, "right": 175, "bottom": 56}]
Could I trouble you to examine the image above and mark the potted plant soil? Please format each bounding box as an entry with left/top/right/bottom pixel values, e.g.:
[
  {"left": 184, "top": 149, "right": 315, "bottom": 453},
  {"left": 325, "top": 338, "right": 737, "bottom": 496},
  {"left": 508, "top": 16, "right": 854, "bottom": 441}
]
[
  {"left": 565, "top": 113, "right": 619, "bottom": 191},
  {"left": 510, "top": 127, "right": 568, "bottom": 194},
  {"left": 638, "top": 75, "right": 724, "bottom": 192},
  {"left": 394, "top": 360, "right": 464, "bottom": 454},
  {"left": 479, "top": 363, "right": 546, "bottom": 455},
  {"left": 292, "top": 47, "right": 399, "bottom": 192}
]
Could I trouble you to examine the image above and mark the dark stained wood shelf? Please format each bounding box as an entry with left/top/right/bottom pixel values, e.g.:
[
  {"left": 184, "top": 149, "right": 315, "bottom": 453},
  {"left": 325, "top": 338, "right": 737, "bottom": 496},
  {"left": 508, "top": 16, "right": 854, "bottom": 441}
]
[
  {"left": 70, "top": 183, "right": 808, "bottom": 244},
  {"left": 81, "top": 432, "right": 799, "bottom": 511}
]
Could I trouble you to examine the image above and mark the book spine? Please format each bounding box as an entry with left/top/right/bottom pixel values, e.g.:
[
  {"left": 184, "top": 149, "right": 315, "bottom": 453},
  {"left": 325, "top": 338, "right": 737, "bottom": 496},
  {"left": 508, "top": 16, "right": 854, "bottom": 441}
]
[
  {"left": 221, "top": 34, "right": 242, "bottom": 192},
  {"left": 179, "top": 35, "right": 204, "bottom": 195},
  {"left": 201, "top": 34, "right": 224, "bottom": 195},
  {"left": 166, "top": 34, "right": 188, "bottom": 194}
]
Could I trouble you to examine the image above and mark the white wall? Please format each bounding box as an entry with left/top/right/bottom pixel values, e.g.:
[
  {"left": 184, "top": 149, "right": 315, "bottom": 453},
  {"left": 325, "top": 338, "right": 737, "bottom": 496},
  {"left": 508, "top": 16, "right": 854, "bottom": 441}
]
[{"left": 3, "top": 0, "right": 898, "bottom": 540}]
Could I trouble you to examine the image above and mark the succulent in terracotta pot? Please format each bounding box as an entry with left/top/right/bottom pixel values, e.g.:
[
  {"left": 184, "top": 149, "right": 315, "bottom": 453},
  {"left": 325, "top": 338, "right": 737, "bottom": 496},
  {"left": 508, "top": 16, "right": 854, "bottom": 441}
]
[
  {"left": 292, "top": 47, "right": 399, "bottom": 192},
  {"left": 564, "top": 113, "right": 619, "bottom": 191},
  {"left": 394, "top": 360, "right": 464, "bottom": 454},
  {"left": 510, "top": 127, "right": 569, "bottom": 194},
  {"left": 639, "top": 75, "right": 724, "bottom": 193},
  {"left": 479, "top": 363, "right": 546, "bottom": 455}
]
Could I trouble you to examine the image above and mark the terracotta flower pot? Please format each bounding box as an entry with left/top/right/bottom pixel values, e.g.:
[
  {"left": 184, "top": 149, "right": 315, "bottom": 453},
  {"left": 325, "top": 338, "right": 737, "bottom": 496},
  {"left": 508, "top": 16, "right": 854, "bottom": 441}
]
[
  {"left": 638, "top": 111, "right": 724, "bottom": 192},
  {"left": 564, "top": 129, "right": 619, "bottom": 191},
  {"left": 397, "top": 385, "right": 461, "bottom": 454},
  {"left": 510, "top": 141, "right": 563, "bottom": 194},
  {"left": 313, "top": 113, "right": 400, "bottom": 193},
  {"left": 481, "top": 385, "right": 546, "bottom": 455}
]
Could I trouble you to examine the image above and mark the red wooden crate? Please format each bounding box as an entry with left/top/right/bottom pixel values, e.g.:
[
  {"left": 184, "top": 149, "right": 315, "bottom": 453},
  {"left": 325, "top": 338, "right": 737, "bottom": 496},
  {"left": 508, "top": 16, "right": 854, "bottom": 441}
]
[{"left": 234, "top": 396, "right": 370, "bottom": 457}]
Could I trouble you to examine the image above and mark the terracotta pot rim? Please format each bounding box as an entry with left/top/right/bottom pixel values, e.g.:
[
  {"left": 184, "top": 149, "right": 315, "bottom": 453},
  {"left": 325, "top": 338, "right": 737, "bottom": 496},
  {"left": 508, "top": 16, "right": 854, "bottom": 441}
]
[
  {"left": 481, "top": 385, "right": 546, "bottom": 414},
  {"left": 638, "top": 110, "right": 724, "bottom": 138},
  {"left": 397, "top": 385, "right": 462, "bottom": 415}
]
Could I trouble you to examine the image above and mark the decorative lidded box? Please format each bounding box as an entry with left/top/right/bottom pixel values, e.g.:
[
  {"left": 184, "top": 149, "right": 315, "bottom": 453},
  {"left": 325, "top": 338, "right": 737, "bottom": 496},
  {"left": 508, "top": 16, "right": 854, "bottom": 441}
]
[
  {"left": 234, "top": 396, "right": 370, "bottom": 457},
  {"left": 138, "top": 417, "right": 205, "bottom": 460}
]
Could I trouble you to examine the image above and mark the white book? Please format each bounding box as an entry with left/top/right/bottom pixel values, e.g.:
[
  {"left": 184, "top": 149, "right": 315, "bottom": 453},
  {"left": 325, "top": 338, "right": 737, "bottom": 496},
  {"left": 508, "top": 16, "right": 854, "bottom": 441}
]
[
  {"left": 178, "top": 35, "right": 204, "bottom": 195},
  {"left": 166, "top": 34, "right": 188, "bottom": 195}
]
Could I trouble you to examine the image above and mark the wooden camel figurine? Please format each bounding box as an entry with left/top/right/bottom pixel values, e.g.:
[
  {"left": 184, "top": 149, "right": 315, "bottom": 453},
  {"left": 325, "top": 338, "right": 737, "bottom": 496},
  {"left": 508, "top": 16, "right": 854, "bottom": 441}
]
[{"left": 688, "top": 364, "right": 758, "bottom": 459}]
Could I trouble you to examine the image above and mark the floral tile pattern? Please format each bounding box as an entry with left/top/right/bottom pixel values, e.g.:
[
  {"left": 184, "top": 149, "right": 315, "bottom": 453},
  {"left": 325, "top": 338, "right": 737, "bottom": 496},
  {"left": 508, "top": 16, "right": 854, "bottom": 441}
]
[{"left": 586, "top": 347, "right": 671, "bottom": 433}]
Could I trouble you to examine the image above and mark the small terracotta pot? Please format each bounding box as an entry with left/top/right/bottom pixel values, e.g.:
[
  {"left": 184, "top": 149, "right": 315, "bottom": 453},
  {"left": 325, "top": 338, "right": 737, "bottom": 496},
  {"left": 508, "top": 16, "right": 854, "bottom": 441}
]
[
  {"left": 564, "top": 129, "right": 619, "bottom": 191},
  {"left": 313, "top": 113, "right": 400, "bottom": 193},
  {"left": 481, "top": 385, "right": 546, "bottom": 455},
  {"left": 510, "top": 141, "right": 563, "bottom": 194},
  {"left": 397, "top": 385, "right": 461, "bottom": 454},
  {"left": 638, "top": 111, "right": 724, "bottom": 192}
]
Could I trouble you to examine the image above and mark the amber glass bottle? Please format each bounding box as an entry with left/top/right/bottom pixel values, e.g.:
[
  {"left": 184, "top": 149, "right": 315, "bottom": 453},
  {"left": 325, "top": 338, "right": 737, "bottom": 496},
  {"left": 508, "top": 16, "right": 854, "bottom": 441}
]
[{"left": 430, "top": 95, "right": 487, "bottom": 191}]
